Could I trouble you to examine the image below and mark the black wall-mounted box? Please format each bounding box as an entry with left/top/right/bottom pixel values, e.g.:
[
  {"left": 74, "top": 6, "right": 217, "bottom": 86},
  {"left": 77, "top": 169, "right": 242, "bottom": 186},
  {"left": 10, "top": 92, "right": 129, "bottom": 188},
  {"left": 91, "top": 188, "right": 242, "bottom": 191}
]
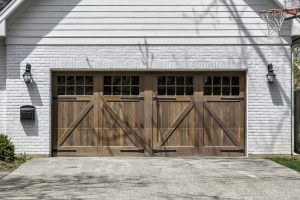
[{"left": 20, "top": 105, "right": 35, "bottom": 121}]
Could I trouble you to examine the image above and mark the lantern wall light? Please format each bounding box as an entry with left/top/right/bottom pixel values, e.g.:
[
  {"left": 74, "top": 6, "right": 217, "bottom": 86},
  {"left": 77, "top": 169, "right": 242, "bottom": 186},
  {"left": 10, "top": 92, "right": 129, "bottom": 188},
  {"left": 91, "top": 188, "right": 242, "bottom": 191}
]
[
  {"left": 266, "top": 63, "right": 276, "bottom": 85},
  {"left": 23, "top": 63, "right": 33, "bottom": 85}
]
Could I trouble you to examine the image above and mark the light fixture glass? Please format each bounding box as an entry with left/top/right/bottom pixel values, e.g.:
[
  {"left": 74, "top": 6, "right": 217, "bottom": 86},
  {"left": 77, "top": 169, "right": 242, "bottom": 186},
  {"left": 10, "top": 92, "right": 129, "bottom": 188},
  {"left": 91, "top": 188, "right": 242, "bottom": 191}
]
[
  {"left": 266, "top": 63, "right": 276, "bottom": 85},
  {"left": 23, "top": 64, "right": 33, "bottom": 85}
]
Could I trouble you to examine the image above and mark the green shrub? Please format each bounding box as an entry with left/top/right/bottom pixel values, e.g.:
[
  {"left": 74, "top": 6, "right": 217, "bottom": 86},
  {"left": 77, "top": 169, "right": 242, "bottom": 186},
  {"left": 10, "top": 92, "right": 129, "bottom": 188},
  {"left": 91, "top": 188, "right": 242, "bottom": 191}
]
[{"left": 0, "top": 134, "right": 15, "bottom": 162}]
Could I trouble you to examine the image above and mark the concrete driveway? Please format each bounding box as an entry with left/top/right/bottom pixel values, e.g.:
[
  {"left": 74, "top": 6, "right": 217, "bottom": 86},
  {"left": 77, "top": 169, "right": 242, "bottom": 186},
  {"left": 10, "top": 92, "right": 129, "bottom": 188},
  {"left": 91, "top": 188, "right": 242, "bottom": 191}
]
[{"left": 0, "top": 157, "right": 300, "bottom": 200}]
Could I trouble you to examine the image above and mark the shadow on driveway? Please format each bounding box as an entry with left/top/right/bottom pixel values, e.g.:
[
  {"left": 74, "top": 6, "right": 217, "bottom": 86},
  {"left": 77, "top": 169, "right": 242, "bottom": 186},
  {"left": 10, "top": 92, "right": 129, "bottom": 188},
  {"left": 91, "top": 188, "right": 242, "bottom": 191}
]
[{"left": 0, "top": 157, "right": 300, "bottom": 200}]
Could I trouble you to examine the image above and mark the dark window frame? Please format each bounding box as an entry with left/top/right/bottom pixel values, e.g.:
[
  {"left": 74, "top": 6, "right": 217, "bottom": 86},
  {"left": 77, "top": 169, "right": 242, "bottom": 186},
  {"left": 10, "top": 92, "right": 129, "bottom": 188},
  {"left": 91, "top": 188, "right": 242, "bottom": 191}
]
[
  {"left": 157, "top": 76, "right": 194, "bottom": 96},
  {"left": 204, "top": 76, "right": 240, "bottom": 96},
  {"left": 57, "top": 75, "right": 94, "bottom": 96},
  {"left": 103, "top": 75, "right": 140, "bottom": 96}
]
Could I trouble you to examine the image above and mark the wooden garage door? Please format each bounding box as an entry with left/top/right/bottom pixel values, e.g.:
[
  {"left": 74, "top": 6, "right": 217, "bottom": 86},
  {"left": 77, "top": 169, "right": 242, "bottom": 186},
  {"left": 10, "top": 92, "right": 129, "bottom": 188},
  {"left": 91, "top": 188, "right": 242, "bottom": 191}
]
[{"left": 52, "top": 72, "right": 245, "bottom": 156}]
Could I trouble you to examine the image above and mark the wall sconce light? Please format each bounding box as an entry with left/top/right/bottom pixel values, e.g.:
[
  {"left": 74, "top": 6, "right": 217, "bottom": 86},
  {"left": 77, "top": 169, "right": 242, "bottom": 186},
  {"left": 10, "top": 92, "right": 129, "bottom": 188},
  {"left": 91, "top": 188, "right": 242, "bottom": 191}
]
[
  {"left": 266, "top": 63, "right": 276, "bottom": 85},
  {"left": 23, "top": 64, "right": 33, "bottom": 85}
]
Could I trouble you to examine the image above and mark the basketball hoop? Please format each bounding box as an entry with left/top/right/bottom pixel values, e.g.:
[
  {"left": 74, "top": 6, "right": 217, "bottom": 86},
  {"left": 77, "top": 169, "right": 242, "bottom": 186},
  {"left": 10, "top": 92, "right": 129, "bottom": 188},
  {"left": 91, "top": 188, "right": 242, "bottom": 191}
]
[
  {"left": 259, "top": 9, "right": 286, "bottom": 39},
  {"left": 259, "top": 0, "right": 300, "bottom": 39}
]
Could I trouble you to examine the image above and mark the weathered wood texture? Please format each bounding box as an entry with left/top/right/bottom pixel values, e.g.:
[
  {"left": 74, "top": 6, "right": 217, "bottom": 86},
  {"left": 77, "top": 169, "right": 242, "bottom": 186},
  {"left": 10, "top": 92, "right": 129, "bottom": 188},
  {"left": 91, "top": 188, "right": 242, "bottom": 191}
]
[
  {"left": 6, "top": 0, "right": 291, "bottom": 44},
  {"left": 52, "top": 71, "right": 246, "bottom": 157}
]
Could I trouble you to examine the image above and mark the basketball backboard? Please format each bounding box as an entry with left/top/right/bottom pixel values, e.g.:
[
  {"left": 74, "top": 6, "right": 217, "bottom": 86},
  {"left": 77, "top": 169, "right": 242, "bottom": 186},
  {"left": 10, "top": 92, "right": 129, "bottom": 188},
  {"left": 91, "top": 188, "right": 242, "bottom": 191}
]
[{"left": 285, "top": 0, "right": 300, "bottom": 8}]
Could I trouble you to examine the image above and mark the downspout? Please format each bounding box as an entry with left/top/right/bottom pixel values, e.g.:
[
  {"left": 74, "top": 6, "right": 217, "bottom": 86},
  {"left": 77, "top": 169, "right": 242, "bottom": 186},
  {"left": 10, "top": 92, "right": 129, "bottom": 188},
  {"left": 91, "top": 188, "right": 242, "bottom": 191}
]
[
  {"left": 292, "top": 41, "right": 300, "bottom": 155},
  {"left": 292, "top": 43, "right": 295, "bottom": 155}
]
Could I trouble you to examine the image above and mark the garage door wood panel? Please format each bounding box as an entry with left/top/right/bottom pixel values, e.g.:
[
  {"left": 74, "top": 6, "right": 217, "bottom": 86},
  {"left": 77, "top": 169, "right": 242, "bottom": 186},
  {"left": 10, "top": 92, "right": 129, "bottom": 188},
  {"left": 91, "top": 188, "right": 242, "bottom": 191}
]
[
  {"left": 52, "top": 97, "right": 98, "bottom": 156},
  {"left": 154, "top": 100, "right": 200, "bottom": 154},
  {"left": 52, "top": 72, "right": 246, "bottom": 156},
  {"left": 102, "top": 99, "right": 145, "bottom": 148},
  {"left": 203, "top": 101, "right": 243, "bottom": 147}
]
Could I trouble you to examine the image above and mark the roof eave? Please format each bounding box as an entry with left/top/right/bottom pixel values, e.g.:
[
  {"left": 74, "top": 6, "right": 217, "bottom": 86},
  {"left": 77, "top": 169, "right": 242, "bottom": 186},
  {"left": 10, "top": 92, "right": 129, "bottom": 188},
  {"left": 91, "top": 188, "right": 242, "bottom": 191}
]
[{"left": 0, "top": 0, "right": 25, "bottom": 37}]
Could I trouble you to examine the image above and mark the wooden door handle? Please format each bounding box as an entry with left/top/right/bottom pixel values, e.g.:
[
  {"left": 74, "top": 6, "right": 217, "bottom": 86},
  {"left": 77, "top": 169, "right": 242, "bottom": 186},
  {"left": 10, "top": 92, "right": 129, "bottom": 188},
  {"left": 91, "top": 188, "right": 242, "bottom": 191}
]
[
  {"left": 153, "top": 96, "right": 177, "bottom": 101},
  {"left": 53, "top": 96, "right": 77, "bottom": 100},
  {"left": 120, "top": 96, "right": 144, "bottom": 100},
  {"left": 153, "top": 149, "right": 176, "bottom": 153},
  {"left": 220, "top": 97, "right": 245, "bottom": 100},
  {"left": 120, "top": 149, "right": 144, "bottom": 153}
]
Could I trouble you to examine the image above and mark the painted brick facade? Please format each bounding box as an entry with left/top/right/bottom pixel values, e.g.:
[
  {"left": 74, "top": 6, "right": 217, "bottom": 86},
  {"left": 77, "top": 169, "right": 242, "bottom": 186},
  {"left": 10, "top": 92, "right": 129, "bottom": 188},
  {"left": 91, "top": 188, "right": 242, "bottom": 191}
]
[
  {"left": 0, "top": 44, "right": 6, "bottom": 134},
  {"left": 5, "top": 45, "right": 292, "bottom": 155}
]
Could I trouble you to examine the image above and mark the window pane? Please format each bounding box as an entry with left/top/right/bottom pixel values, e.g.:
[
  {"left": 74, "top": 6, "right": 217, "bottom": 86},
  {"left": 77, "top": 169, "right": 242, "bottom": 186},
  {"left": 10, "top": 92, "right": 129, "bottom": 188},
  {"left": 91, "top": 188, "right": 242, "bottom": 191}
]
[
  {"left": 76, "top": 86, "right": 84, "bottom": 95},
  {"left": 167, "top": 87, "right": 175, "bottom": 95},
  {"left": 176, "top": 87, "right": 184, "bottom": 95},
  {"left": 158, "top": 86, "right": 166, "bottom": 95},
  {"left": 57, "top": 86, "right": 65, "bottom": 95},
  {"left": 222, "top": 77, "right": 230, "bottom": 86},
  {"left": 213, "top": 87, "right": 221, "bottom": 95},
  {"left": 222, "top": 87, "right": 230, "bottom": 96},
  {"left": 57, "top": 76, "right": 65, "bottom": 85},
  {"left": 186, "top": 87, "right": 194, "bottom": 95},
  {"left": 204, "top": 87, "right": 212, "bottom": 95},
  {"left": 122, "top": 86, "right": 130, "bottom": 95},
  {"left": 85, "top": 76, "right": 93, "bottom": 85},
  {"left": 104, "top": 86, "right": 111, "bottom": 95},
  {"left": 176, "top": 77, "right": 184, "bottom": 85},
  {"left": 185, "top": 77, "right": 193, "bottom": 85},
  {"left": 213, "top": 77, "right": 221, "bottom": 85},
  {"left": 85, "top": 86, "right": 93, "bottom": 95},
  {"left": 167, "top": 76, "right": 175, "bottom": 85},
  {"left": 232, "top": 87, "right": 240, "bottom": 96},
  {"left": 131, "top": 87, "right": 140, "bottom": 95},
  {"left": 232, "top": 77, "right": 239, "bottom": 85},
  {"left": 204, "top": 77, "right": 212, "bottom": 86},
  {"left": 66, "top": 76, "right": 75, "bottom": 85},
  {"left": 66, "top": 86, "right": 75, "bottom": 95},
  {"left": 122, "top": 76, "right": 130, "bottom": 85},
  {"left": 104, "top": 76, "right": 111, "bottom": 85},
  {"left": 113, "top": 76, "right": 121, "bottom": 85},
  {"left": 131, "top": 76, "right": 139, "bottom": 85},
  {"left": 76, "top": 76, "right": 84, "bottom": 85},
  {"left": 158, "top": 76, "right": 166, "bottom": 85},
  {"left": 113, "top": 86, "right": 121, "bottom": 95}
]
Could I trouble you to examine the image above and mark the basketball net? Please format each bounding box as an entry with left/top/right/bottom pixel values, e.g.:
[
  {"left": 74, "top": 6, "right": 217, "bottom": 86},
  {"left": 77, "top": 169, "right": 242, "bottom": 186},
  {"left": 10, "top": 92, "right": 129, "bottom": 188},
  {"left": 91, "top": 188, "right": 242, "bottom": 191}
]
[
  {"left": 259, "top": 0, "right": 300, "bottom": 39},
  {"left": 259, "top": 11, "right": 286, "bottom": 39}
]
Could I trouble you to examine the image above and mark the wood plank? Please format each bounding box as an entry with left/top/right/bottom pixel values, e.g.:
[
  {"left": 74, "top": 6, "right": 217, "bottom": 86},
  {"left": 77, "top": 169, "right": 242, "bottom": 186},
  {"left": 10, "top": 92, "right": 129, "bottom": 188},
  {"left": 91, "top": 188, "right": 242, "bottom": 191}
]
[
  {"left": 7, "top": 37, "right": 291, "bottom": 45},
  {"left": 12, "top": 17, "right": 272, "bottom": 24},
  {"left": 8, "top": 29, "right": 291, "bottom": 37},
  {"left": 17, "top": 11, "right": 271, "bottom": 18},
  {"left": 143, "top": 90, "right": 153, "bottom": 155},
  {"left": 57, "top": 101, "right": 94, "bottom": 146},
  {"left": 102, "top": 99, "right": 143, "bottom": 148},
  {"left": 203, "top": 102, "right": 240, "bottom": 147},
  {"left": 27, "top": 5, "right": 275, "bottom": 12},
  {"left": 10, "top": 23, "right": 291, "bottom": 31},
  {"left": 157, "top": 103, "right": 194, "bottom": 147},
  {"left": 32, "top": 0, "right": 270, "bottom": 6}
]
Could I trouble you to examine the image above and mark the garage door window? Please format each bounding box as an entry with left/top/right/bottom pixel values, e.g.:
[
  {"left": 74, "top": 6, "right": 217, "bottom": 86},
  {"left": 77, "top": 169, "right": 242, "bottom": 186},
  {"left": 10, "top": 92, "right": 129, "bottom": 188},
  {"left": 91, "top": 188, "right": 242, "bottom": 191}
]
[
  {"left": 204, "top": 76, "right": 240, "bottom": 96},
  {"left": 57, "top": 76, "right": 93, "bottom": 95},
  {"left": 157, "top": 76, "right": 193, "bottom": 96},
  {"left": 103, "top": 76, "right": 140, "bottom": 95}
]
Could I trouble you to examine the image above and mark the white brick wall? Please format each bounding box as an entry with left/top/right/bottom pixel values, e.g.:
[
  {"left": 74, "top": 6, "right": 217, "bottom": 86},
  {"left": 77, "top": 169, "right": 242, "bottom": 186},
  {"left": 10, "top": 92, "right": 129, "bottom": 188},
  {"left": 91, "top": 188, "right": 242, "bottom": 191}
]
[
  {"left": 5, "top": 45, "right": 292, "bottom": 154},
  {"left": 0, "top": 44, "right": 6, "bottom": 134}
]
